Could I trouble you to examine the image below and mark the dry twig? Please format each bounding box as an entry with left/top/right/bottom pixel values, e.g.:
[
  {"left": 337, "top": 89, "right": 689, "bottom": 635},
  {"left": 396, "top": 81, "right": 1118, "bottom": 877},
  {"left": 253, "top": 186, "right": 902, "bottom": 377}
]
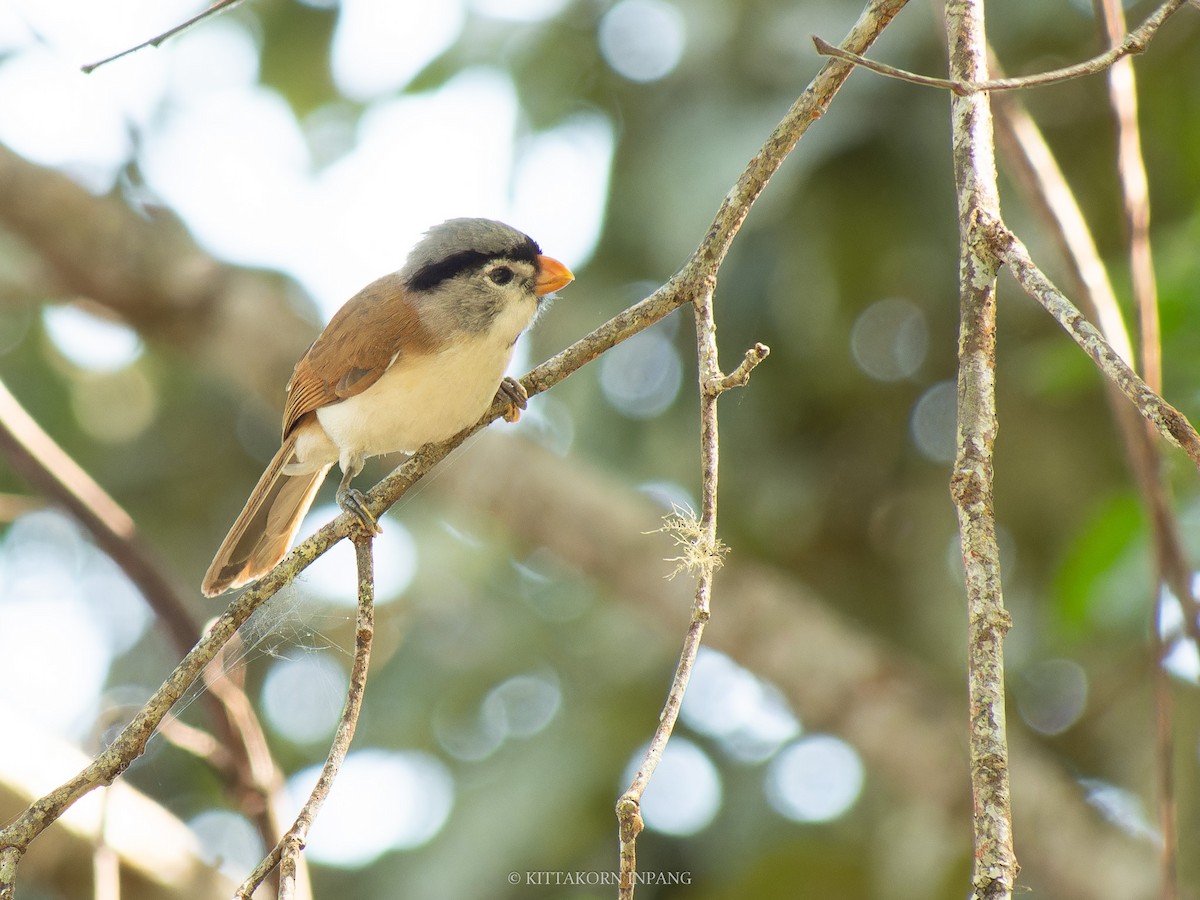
[
  {"left": 813, "top": 0, "right": 1190, "bottom": 95},
  {"left": 605, "top": 5, "right": 915, "bottom": 893},
  {"left": 81, "top": 0, "right": 248, "bottom": 73},
  {"left": 615, "top": 329, "right": 763, "bottom": 899},
  {"left": 992, "top": 71, "right": 1200, "bottom": 648}
]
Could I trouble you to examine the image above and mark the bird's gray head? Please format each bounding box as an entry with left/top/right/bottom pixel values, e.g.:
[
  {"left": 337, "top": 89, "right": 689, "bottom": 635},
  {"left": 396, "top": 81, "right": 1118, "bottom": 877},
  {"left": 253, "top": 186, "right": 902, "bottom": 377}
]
[{"left": 401, "top": 218, "right": 541, "bottom": 293}]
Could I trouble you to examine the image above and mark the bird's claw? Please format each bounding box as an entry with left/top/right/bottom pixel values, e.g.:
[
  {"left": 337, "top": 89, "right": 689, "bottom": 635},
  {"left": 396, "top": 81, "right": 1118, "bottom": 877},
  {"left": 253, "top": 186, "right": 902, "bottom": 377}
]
[
  {"left": 336, "top": 486, "right": 381, "bottom": 536},
  {"left": 498, "top": 376, "right": 528, "bottom": 423}
]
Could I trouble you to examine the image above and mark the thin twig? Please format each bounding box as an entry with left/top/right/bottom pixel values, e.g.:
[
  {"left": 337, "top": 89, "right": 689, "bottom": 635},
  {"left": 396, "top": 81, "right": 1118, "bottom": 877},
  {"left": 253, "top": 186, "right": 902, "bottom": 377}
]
[
  {"left": 237, "top": 533, "right": 375, "bottom": 899},
  {"left": 812, "top": 36, "right": 973, "bottom": 92},
  {"left": 704, "top": 343, "right": 770, "bottom": 395},
  {"left": 813, "top": 0, "right": 1189, "bottom": 95},
  {"left": 156, "top": 717, "right": 232, "bottom": 771},
  {"left": 992, "top": 89, "right": 1135, "bottom": 364},
  {"left": 616, "top": 325, "right": 755, "bottom": 899},
  {"left": 1151, "top": 623, "right": 1179, "bottom": 900},
  {"left": 946, "top": 2, "right": 1017, "bottom": 898},
  {"left": 80, "top": 0, "right": 248, "bottom": 73},
  {"left": 1098, "top": 0, "right": 1161, "bottom": 390}
]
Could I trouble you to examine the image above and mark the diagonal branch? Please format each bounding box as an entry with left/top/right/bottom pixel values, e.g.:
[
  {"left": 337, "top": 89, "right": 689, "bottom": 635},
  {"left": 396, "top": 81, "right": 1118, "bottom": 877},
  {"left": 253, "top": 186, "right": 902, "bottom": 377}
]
[
  {"left": 992, "top": 79, "right": 1200, "bottom": 648},
  {"left": 81, "top": 0, "right": 249, "bottom": 73},
  {"left": 0, "top": 377, "right": 197, "bottom": 654},
  {"left": 982, "top": 221, "right": 1200, "bottom": 469}
]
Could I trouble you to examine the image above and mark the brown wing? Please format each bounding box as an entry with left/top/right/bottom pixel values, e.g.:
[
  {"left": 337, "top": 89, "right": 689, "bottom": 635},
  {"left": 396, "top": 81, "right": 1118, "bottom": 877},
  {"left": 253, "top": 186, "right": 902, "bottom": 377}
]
[{"left": 282, "top": 272, "right": 437, "bottom": 438}]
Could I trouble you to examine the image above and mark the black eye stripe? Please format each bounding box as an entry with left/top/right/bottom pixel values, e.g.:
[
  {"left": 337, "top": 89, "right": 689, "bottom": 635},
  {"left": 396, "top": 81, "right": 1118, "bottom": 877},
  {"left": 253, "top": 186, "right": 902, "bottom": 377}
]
[{"left": 406, "top": 236, "right": 541, "bottom": 292}]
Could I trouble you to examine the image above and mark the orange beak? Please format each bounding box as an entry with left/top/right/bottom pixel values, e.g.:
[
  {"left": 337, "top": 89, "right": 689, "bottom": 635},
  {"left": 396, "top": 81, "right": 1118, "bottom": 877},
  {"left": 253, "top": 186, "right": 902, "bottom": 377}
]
[{"left": 535, "top": 254, "right": 575, "bottom": 296}]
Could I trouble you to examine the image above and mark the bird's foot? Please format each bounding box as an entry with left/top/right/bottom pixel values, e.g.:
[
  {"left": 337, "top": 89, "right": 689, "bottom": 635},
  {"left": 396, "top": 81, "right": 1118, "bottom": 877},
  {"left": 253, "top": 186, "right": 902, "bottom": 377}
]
[
  {"left": 336, "top": 486, "right": 381, "bottom": 536},
  {"left": 498, "top": 376, "right": 528, "bottom": 423}
]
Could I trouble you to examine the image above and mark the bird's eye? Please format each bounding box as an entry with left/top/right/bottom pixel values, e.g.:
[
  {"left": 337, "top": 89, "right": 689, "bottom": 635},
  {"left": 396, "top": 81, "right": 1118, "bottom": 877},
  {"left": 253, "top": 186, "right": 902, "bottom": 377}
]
[{"left": 489, "top": 266, "right": 515, "bottom": 286}]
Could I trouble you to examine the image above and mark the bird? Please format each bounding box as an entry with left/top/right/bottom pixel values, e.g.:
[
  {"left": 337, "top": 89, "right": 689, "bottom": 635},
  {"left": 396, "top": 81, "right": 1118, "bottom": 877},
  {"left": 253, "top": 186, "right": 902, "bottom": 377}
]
[{"left": 201, "top": 218, "right": 574, "bottom": 596}]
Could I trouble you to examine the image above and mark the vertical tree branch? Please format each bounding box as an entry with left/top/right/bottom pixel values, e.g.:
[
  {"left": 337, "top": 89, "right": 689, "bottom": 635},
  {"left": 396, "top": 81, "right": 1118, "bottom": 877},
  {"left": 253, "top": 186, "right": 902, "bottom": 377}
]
[
  {"left": 614, "top": 296, "right": 764, "bottom": 898},
  {"left": 237, "top": 533, "right": 375, "bottom": 899},
  {"left": 613, "top": 278, "right": 720, "bottom": 900},
  {"left": 946, "top": 2, "right": 1017, "bottom": 899}
]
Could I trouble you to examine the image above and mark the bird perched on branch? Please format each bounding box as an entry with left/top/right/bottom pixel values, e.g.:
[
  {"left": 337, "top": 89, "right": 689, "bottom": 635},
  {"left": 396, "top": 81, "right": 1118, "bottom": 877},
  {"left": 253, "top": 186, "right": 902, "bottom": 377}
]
[{"left": 202, "top": 218, "right": 574, "bottom": 596}]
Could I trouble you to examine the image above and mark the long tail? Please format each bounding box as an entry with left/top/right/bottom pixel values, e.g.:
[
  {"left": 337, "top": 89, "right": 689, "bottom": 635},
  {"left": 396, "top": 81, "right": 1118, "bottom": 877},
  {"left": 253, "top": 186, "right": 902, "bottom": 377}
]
[{"left": 201, "top": 433, "right": 332, "bottom": 596}]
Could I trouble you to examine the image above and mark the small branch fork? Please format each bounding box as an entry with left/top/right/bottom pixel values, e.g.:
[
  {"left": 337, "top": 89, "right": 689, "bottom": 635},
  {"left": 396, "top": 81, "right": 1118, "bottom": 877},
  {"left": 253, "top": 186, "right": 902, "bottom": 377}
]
[
  {"left": 993, "top": 56, "right": 1200, "bottom": 645},
  {"left": 813, "top": 0, "right": 1190, "bottom": 96},
  {"left": 960, "top": 97, "right": 1200, "bottom": 900}
]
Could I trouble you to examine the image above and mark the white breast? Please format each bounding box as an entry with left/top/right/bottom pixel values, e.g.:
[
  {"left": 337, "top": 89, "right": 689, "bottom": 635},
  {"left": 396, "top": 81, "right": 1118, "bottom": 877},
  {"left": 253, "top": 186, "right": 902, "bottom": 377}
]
[{"left": 314, "top": 304, "right": 532, "bottom": 460}]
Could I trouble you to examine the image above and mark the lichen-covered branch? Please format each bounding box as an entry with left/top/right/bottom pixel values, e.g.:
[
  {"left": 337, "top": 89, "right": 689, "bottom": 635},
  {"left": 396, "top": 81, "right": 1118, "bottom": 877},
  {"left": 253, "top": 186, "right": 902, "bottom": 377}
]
[{"left": 946, "top": 2, "right": 1017, "bottom": 898}]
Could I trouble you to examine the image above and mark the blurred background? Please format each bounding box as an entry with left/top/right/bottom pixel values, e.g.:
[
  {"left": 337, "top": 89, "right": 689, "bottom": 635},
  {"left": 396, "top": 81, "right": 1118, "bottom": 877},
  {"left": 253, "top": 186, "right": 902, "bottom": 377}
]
[{"left": 1, "top": 0, "right": 1200, "bottom": 897}]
